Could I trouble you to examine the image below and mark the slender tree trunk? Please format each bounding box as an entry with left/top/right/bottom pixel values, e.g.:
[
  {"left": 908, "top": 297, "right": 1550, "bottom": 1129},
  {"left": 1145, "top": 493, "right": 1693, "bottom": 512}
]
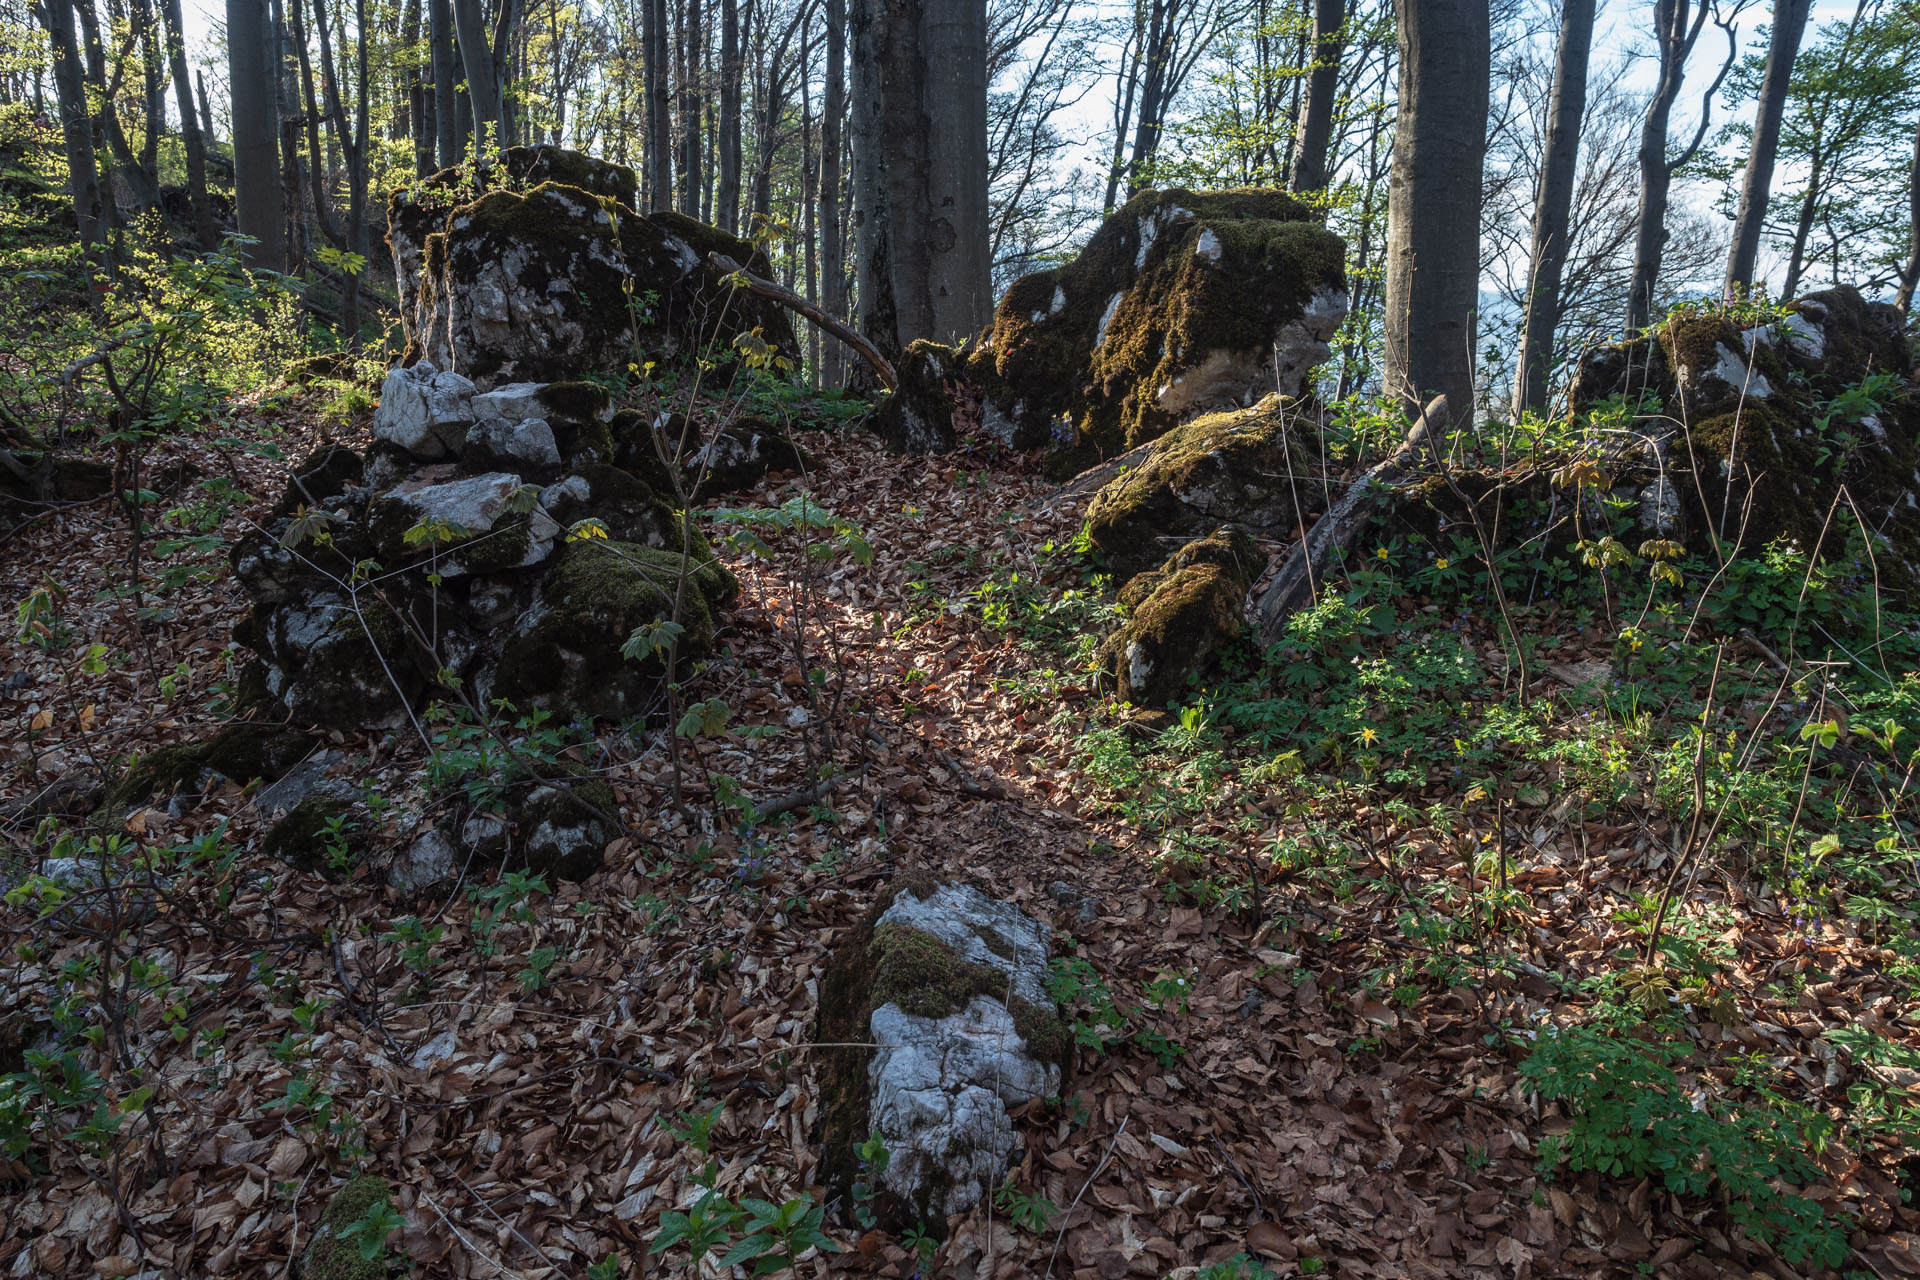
[
  {"left": 1725, "top": 0, "right": 1812, "bottom": 297},
  {"left": 1780, "top": 156, "right": 1826, "bottom": 298},
  {"left": 849, "top": 0, "right": 899, "bottom": 354},
  {"left": 491, "top": 0, "right": 518, "bottom": 147},
  {"left": 644, "top": 0, "right": 673, "bottom": 209},
  {"left": 820, "top": 0, "right": 845, "bottom": 385},
  {"left": 35, "top": 0, "right": 111, "bottom": 274},
  {"left": 717, "top": 0, "right": 742, "bottom": 232},
  {"left": 1383, "top": 0, "right": 1489, "bottom": 424},
  {"left": 132, "top": 0, "right": 163, "bottom": 181},
  {"left": 1291, "top": 0, "right": 1344, "bottom": 192},
  {"left": 452, "top": 0, "right": 502, "bottom": 160},
  {"left": 679, "top": 0, "right": 703, "bottom": 212},
  {"left": 196, "top": 69, "right": 214, "bottom": 142},
  {"left": 430, "top": 0, "right": 457, "bottom": 168},
  {"left": 1511, "top": 0, "right": 1593, "bottom": 420},
  {"left": 227, "top": 0, "right": 284, "bottom": 270},
  {"left": 76, "top": 0, "right": 162, "bottom": 213},
  {"left": 1897, "top": 115, "right": 1920, "bottom": 314},
  {"left": 160, "top": 0, "right": 217, "bottom": 246},
  {"left": 1627, "top": 0, "right": 1734, "bottom": 330}
]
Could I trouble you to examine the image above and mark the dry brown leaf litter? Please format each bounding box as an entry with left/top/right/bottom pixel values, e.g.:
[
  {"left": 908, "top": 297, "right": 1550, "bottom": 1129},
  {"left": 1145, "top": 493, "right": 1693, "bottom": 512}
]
[{"left": 0, "top": 395, "right": 1915, "bottom": 1280}]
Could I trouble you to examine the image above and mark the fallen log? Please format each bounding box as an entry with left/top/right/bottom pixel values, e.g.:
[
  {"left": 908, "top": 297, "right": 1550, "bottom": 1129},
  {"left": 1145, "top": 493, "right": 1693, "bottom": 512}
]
[
  {"left": 1252, "top": 394, "right": 1447, "bottom": 645},
  {"left": 707, "top": 252, "right": 897, "bottom": 390}
]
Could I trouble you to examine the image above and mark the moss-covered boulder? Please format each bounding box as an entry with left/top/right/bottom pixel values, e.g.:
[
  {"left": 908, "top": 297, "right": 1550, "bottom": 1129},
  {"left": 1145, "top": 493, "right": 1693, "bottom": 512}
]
[
  {"left": 264, "top": 794, "right": 366, "bottom": 877},
  {"left": 388, "top": 144, "right": 797, "bottom": 387},
  {"left": 612, "top": 410, "right": 811, "bottom": 499},
  {"left": 1099, "top": 527, "right": 1259, "bottom": 708},
  {"left": 297, "top": 1175, "right": 396, "bottom": 1280},
  {"left": 969, "top": 188, "right": 1346, "bottom": 463},
  {"left": 1083, "top": 394, "right": 1315, "bottom": 581},
  {"left": 508, "top": 775, "right": 616, "bottom": 879},
  {"left": 873, "top": 340, "right": 974, "bottom": 454},
  {"left": 538, "top": 463, "right": 679, "bottom": 545},
  {"left": 814, "top": 879, "right": 1065, "bottom": 1231},
  {"left": 1570, "top": 287, "right": 1920, "bottom": 591},
  {"left": 109, "top": 724, "right": 314, "bottom": 815},
  {"left": 490, "top": 536, "right": 737, "bottom": 720}
]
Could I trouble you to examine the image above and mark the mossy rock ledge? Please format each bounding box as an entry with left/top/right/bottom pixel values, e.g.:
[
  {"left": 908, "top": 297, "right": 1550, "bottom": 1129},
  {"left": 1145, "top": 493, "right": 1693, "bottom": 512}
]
[
  {"left": 814, "top": 879, "right": 1065, "bottom": 1230},
  {"left": 388, "top": 144, "right": 796, "bottom": 386},
  {"left": 1099, "top": 527, "right": 1261, "bottom": 709},
  {"left": 1083, "top": 393, "right": 1314, "bottom": 582},
  {"left": 971, "top": 188, "right": 1345, "bottom": 464},
  {"left": 1569, "top": 285, "right": 1920, "bottom": 592}
]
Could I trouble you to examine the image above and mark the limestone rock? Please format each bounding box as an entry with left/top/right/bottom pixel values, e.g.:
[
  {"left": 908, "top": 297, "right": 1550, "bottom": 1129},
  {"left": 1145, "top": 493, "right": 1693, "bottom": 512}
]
[
  {"left": 1099, "top": 528, "right": 1260, "bottom": 708},
  {"left": 1570, "top": 285, "right": 1920, "bottom": 590},
  {"left": 372, "top": 362, "right": 475, "bottom": 459},
  {"left": 816, "top": 880, "right": 1066, "bottom": 1228},
  {"left": 368, "top": 472, "right": 562, "bottom": 575},
  {"left": 509, "top": 777, "right": 616, "bottom": 880},
  {"left": 462, "top": 417, "right": 562, "bottom": 479},
  {"left": 1083, "top": 394, "right": 1313, "bottom": 582},
  {"left": 490, "top": 537, "right": 737, "bottom": 720},
  {"left": 389, "top": 827, "right": 458, "bottom": 896},
  {"left": 970, "top": 187, "right": 1346, "bottom": 462},
  {"left": 387, "top": 145, "right": 797, "bottom": 387}
]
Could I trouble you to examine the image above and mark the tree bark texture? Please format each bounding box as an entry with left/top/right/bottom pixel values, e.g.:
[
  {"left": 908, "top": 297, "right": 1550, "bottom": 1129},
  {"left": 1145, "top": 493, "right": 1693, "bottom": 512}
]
[
  {"left": 849, "top": 0, "right": 991, "bottom": 353},
  {"left": 1725, "top": 0, "right": 1812, "bottom": 297},
  {"left": 36, "top": 0, "right": 111, "bottom": 270},
  {"left": 430, "top": 0, "right": 458, "bottom": 168},
  {"left": 820, "top": 0, "right": 846, "bottom": 386},
  {"left": 1511, "top": 0, "right": 1593, "bottom": 420},
  {"left": 1384, "top": 0, "right": 1488, "bottom": 424},
  {"left": 1290, "top": 0, "right": 1344, "bottom": 192},
  {"left": 227, "top": 0, "right": 285, "bottom": 271},
  {"left": 160, "top": 0, "right": 218, "bottom": 247}
]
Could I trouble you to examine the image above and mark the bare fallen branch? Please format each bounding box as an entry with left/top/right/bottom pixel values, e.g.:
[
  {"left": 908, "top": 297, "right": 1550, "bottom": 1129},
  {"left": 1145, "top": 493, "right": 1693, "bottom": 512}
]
[{"left": 708, "top": 252, "right": 897, "bottom": 389}]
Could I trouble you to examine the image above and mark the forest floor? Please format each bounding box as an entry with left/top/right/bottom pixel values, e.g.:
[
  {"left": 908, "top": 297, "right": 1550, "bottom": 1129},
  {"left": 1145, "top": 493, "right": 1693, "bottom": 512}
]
[{"left": 3, "top": 385, "right": 1919, "bottom": 1280}]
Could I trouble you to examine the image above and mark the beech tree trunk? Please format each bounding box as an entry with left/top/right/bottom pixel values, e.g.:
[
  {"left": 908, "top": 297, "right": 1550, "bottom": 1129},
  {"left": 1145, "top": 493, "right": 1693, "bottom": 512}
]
[
  {"left": 1383, "top": 0, "right": 1488, "bottom": 424},
  {"left": 1725, "top": 0, "right": 1812, "bottom": 297},
  {"left": 36, "top": 0, "right": 111, "bottom": 272},
  {"left": 452, "top": 0, "right": 502, "bottom": 160},
  {"left": 1627, "top": 0, "right": 1735, "bottom": 330},
  {"left": 429, "top": 0, "right": 458, "bottom": 169},
  {"left": 196, "top": 69, "right": 214, "bottom": 142},
  {"left": 678, "top": 0, "right": 703, "bottom": 213},
  {"left": 850, "top": 0, "right": 990, "bottom": 352},
  {"left": 160, "top": 0, "right": 217, "bottom": 247},
  {"left": 717, "top": 0, "right": 742, "bottom": 232},
  {"left": 1511, "top": 0, "right": 1593, "bottom": 420},
  {"left": 644, "top": 0, "right": 673, "bottom": 209},
  {"left": 228, "top": 0, "right": 285, "bottom": 270},
  {"left": 1290, "top": 0, "right": 1343, "bottom": 192},
  {"left": 820, "top": 0, "right": 846, "bottom": 386}
]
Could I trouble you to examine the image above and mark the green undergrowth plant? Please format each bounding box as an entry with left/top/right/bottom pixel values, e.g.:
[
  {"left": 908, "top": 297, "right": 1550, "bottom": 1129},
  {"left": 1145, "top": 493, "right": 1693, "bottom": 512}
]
[{"left": 1520, "top": 1013, "right": 1847, "bottom": 1267}]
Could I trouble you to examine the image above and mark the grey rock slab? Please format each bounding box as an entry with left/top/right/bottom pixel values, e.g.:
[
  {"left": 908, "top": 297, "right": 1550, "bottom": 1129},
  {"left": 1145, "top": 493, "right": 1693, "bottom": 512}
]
[
  {"left": 471, "top": 381, "right": 550, "bottom": 424},
  {"left": 464, "top": 417, "right": 562, "bottom": 472},
  {"left": 868, "top": 997, "right": 1058, "bottom": 1219},
  {"left": 377, "top": 472, "right": 562, "bottom": 574},
  {"left": 863, "top": 882, "right": 1062, "bottom": 1221},
  {"left": 251, "top": 750, "right": 348, "bottom": 823},
  {"left": 389, "top": 827, "right": 458, "bottom": 895},
  {"left": 876, "top": 881, "right": 1052, "bottom": 1010},
  {"left": 373, "top": 363, "right": 476, "bottom": 458}
]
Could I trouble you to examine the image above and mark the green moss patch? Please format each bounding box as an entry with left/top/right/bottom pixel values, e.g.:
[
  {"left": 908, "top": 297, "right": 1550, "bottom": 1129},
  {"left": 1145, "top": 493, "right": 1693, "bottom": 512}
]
[
  {"left": 1100, "top": 527, "right": 1260, "bottom": 708},
  {"left": 297, "top": 1174, "right": 394, "bottom": 1280},
  {"left": 263, "top": 794, "right": 362, "bottom": 877},
  {"left": 492, "top": 536, "right": 737, "bottom": 721},
  {"left": 970, "top": 187, "right": 1344, "bottom": 459}
]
